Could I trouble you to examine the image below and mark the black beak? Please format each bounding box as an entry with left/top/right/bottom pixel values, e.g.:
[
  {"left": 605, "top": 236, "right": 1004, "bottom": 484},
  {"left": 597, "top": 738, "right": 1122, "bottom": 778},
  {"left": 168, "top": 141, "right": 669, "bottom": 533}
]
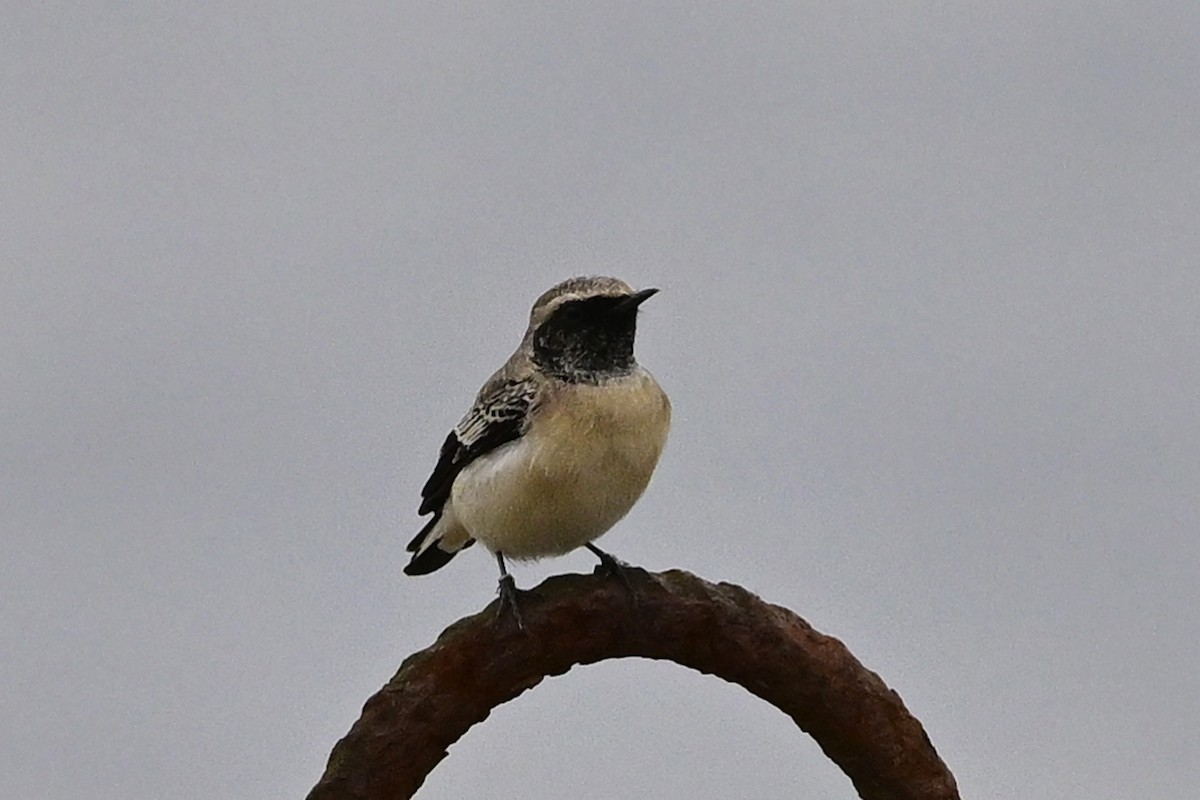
[{"left": 613, "top": 287, "right": 659, "bottom": 314}]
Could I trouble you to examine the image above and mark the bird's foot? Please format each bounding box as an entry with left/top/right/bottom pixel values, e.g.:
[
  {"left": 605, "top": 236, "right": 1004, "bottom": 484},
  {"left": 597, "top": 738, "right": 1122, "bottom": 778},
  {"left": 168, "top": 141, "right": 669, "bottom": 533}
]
[
  {"left": 586, "top": 544, "right": 638, "bottom": 602},
  {"left": 496, "top": 574, "right": 525, "bottom": 630}
]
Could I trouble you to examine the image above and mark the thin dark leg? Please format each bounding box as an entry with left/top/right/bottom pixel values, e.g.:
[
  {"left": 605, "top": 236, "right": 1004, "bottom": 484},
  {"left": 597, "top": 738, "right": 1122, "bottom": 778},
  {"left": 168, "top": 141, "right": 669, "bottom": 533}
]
[
  {"left": 585, "top": 543, "right": 637, "bottom": 597},
  {"left": 494, "top": 551, "right": 524, "bottom": 629}
]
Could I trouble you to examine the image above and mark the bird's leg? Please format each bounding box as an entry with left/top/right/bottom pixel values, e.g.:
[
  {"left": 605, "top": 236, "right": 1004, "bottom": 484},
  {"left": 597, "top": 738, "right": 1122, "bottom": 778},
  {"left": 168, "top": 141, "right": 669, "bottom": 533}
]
[
  {"left": 494, "top": 551, "right": 524, "bottom": 629},
  {"left": 585, "top": 543, "right": 637, "bottom": 597}
]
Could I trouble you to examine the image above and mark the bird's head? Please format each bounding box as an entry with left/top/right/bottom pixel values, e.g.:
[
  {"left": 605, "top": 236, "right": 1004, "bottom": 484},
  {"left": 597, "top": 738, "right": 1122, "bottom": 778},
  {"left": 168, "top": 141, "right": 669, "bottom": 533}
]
[{"left": 526, "top": 276, "right": 659, "bottom": 382}]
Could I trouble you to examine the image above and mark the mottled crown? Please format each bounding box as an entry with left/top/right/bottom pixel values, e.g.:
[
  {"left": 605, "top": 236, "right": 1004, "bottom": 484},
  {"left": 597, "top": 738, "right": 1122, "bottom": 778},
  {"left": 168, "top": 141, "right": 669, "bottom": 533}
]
[{"left": 527, "top": 276, "right": 636, "bottom": 333}]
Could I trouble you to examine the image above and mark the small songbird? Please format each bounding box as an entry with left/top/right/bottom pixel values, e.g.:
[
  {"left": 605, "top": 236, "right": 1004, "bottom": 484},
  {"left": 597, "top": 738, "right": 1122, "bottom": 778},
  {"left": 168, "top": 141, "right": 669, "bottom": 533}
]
[{"left": 404, "top": 276, "right": 671, "bottom": 623}]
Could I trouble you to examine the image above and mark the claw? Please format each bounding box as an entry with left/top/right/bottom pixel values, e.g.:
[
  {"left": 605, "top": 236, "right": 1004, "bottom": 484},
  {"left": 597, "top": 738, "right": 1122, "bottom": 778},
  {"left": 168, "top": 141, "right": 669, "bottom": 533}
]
[
  {"left": 493, "top": 551, "right": 524, "bottom": 629},
  {"left": 586, "top": 543, "right": 638, "bottom": 602},
  {"left": 496, "top": 573, "right": 524, "bottom": 629}
]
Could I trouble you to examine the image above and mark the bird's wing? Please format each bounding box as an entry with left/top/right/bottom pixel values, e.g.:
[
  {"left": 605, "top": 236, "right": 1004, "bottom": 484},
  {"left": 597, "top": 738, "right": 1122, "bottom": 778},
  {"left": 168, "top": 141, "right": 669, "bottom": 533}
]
[{"left": 414, "top": 376, "right": 537, "bottom": 522}]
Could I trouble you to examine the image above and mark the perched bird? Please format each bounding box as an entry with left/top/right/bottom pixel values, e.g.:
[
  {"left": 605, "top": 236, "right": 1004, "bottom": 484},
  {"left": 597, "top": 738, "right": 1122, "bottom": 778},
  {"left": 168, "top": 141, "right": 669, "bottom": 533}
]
[{"left": 404, "top": 276, "right": 671, "bottom": 623}]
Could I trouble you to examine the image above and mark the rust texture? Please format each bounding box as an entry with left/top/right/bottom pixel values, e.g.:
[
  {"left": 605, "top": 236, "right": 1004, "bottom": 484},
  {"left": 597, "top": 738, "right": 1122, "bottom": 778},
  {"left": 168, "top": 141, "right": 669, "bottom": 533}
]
[{"left": 307, "top": 569, "right": 960, "bottom": 800}]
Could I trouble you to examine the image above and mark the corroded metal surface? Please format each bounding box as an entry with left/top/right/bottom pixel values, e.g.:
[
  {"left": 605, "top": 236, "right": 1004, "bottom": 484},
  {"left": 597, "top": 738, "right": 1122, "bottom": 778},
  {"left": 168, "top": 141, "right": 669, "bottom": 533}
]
[{"left": 308, "top": 569, "right": 959, "bottom": 800}]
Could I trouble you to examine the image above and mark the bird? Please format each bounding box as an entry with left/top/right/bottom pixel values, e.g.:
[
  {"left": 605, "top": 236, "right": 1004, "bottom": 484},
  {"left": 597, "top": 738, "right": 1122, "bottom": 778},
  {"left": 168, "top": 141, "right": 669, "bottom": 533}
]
[{"left": 404, "top": 276, "right": 671, "bottom": 624}]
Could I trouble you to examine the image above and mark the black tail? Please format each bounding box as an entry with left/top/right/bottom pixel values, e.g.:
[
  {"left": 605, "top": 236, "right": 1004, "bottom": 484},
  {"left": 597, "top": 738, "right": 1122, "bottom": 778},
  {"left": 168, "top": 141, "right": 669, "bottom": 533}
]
[
  {"left": 406, "top": 514, "right": 439, "bottom": 553},
  {"left": 404, "top": 542, "right": 460, "bottom": 575},
  {"left": 403, "top": 513, "right": 473, "bottom": 575}
]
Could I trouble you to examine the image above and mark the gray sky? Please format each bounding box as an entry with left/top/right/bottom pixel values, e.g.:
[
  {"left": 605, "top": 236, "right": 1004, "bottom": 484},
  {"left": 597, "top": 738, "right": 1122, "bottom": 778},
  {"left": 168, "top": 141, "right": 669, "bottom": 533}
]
[{"left": 3, "top": 3, "right": 1198, "bottom": 798}]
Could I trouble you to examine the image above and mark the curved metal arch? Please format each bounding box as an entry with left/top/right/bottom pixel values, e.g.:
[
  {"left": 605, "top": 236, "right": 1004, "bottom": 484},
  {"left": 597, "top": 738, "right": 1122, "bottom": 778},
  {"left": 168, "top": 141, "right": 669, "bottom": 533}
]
[{"left": 308, "top": 570, "right": 959, "bottom": 800}]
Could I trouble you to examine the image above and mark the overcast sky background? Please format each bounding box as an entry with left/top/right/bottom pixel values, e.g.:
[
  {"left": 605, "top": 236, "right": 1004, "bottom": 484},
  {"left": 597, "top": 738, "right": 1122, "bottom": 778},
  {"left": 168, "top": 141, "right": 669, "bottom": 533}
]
[{"left": 4, "top": 3, "right": 1198, "bottom": 798}]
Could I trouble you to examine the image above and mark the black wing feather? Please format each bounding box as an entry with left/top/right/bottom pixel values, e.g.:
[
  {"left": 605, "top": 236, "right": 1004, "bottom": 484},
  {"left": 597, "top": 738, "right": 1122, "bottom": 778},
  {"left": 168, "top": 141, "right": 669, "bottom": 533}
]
[
  {"left": 408, "top": 379, "right": 534, "bottom": 554},
  {"left": 416, "top": 431, "right": 466, "bottom": 517}
]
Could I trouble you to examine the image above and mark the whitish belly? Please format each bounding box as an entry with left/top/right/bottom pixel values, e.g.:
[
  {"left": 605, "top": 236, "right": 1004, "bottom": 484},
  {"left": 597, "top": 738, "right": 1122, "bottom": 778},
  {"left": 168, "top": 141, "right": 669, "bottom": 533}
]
[{"left": 451, "top": 373, "right": 669, "bottom": 559}]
